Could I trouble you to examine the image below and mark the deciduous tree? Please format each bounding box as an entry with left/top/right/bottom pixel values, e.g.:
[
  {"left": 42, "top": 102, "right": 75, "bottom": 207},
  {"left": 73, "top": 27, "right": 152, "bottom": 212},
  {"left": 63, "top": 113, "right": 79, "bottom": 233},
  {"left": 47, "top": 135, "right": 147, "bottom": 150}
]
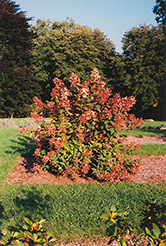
[
  {"left": 31, "top": 19, "right": 116, "bottom": 101},
  {"left": 120, "top": 25, "right": 165, "bottom": 119},
  {"left": 153, "top": 0, "right": 166, "bottom": 120}
]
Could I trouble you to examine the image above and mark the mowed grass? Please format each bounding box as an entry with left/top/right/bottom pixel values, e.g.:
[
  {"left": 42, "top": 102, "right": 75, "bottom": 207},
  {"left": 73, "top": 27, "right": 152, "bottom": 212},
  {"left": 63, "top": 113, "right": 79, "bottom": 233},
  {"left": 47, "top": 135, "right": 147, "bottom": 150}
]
[
  {"left": 0, "top": 128, "right": 35, "bottom": 183},
  {"left": 0, "top": 183, "right": 165, "bottom": 242},
  {"left": 0, "top": 128, "right": 20, "bottom": 183},
  {"left": 134, "top": 144, "right": 166, "bottom": 155},
  {"left": 121, "top": 121, "right": 166, "bottom": 137}
]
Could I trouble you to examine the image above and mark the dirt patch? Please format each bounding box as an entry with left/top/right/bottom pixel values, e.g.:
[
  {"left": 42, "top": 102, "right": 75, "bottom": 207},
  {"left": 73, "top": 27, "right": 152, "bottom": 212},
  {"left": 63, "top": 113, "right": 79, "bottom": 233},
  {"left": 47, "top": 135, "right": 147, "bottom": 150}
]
[
  {"left": 6, "top": 155, "right": 166, "bottom": 185},
  {"left": 125, "top": 135, "right": 166, "bottom": 145},
  {"left": 131, "top": 155, "right": 166, "bottom": 183},
  {"left": 57, "top": 236, "right": 149, "bottom": 246},
  {"left": 7, "top": 157, "right": 100, "bottom": 186}
]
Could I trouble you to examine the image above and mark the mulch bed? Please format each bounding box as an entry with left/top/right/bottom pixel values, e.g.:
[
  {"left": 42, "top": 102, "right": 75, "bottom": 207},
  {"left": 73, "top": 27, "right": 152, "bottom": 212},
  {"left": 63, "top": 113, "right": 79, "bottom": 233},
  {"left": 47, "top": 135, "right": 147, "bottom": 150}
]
[{"left": 6, "top": 136, "right": 166, "bottom": 185}]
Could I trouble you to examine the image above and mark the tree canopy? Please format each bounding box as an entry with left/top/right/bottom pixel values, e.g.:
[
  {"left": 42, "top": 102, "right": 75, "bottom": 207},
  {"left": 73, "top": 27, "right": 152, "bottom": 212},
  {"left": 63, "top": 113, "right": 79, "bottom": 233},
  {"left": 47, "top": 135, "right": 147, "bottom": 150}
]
[
  {"left": 153, "top": 0, "right": 166, "bottom": 26},
  {"left": 31, "top": 19, "right": 116, "bottom": 101},
  {"left": 0, "top": 0, "right": 41, "bottom": 117},
  {"left": 119, "top": 25, "right": 165, "bottom": 118},
  {"left": 153, "top": 0, "right": 166, "bottom": 120},
  {"left": 0, "top": 1, "right": 165, "bottom": 119}
]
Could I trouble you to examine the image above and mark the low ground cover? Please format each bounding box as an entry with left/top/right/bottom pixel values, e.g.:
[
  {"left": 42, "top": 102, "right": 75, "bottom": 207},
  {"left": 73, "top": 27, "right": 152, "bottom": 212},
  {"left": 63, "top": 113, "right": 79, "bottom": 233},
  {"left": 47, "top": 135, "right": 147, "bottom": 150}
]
[{"left": 0, "top": 128, "right": 20, "bottom": 183}]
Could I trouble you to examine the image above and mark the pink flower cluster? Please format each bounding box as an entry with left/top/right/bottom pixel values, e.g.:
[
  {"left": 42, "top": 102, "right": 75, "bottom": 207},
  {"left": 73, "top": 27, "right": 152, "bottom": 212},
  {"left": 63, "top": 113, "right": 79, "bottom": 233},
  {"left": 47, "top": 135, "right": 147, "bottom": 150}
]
[
  {"left": 33, "top": 96, "right": 45, "bottom": 111},
  {"left": 19, "top": 126, "right": 30, "bottom": 136}
]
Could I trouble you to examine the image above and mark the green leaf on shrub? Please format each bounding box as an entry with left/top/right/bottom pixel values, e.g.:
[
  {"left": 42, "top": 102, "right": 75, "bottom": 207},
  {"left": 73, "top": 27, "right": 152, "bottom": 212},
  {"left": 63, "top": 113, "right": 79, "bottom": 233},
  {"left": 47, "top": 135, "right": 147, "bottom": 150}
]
[
  {"left": 120, "top": 238, "right": 127, "bottom": 246},
  {"left": 107, "top": 224, "right": 117, "bottom": 236},
  {"left": 111, "top": 204, "right": 116, "bottom": 212},
  {"left": 25, "top": 231, "right": 34, "bottom": 240},
  {"left": 152, "top": 223, "right": 160, "bottom": 237},
  {"left": 145, "top": 227, "right": 153, "bottom": 237}
]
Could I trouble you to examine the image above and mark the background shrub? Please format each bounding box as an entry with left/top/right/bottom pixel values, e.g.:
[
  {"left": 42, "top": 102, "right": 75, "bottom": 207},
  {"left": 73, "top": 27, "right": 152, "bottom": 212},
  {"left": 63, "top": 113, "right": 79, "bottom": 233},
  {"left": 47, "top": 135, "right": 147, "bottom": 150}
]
[{"left": 0, "top": 119, "right": 16, "bottom": 128}]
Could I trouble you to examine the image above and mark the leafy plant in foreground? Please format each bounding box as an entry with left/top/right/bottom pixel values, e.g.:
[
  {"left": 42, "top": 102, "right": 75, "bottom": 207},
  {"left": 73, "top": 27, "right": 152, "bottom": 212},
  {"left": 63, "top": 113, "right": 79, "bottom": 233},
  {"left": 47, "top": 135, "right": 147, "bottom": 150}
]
[
  {"left": 141, "top": 199, "right": 166, "bottom": 246},
  {"left": 145, "top": 223, "right": 166, "bottom": 246},
  {"left": 25, "top": 68, "right": 142, "bottom": 182},
  {"left": 101, "top": 204, "right": 132, "bottom": 245},
  {"left": 141, "top": 199, "right": 166, "bottom": 230},
  {"left": 0, "top": 217, "right": 56, "bottom": 245}
]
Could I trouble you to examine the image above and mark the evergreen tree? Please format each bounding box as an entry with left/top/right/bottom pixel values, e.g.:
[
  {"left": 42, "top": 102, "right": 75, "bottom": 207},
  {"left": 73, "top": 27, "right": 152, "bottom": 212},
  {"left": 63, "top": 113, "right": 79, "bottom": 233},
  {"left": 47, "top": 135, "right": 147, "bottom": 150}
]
[{"left": 0, "top": 0, "right": 41, "bottom": 117}]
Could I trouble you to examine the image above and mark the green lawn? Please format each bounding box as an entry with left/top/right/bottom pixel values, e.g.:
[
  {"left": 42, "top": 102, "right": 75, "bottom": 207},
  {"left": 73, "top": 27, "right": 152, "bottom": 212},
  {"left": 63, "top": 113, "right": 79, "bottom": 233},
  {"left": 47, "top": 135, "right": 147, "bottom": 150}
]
[
  {"left": 0, "top": 122, "right": 165, "bottom": 243},
  {"left": 121, "top": 121, "right": 166, "bottom": 137},
  {"left": 0, "top": 183, "right": 165, "bottom": 242},
  {"left": 134, "top": 144, "right": 166, "bottom": 155},
  {"left": 0, "top": 128, "right": 20, "bottom": 183}
]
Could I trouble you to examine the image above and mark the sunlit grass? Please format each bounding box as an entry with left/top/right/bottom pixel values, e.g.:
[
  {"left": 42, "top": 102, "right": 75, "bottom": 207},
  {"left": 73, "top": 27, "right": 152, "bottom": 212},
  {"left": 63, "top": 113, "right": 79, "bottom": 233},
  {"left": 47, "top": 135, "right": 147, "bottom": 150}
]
[
  {"left": 121, "top": 121, "right": 166, "bottom": 137},
  {"left": 0, "top": 128, "right": 34, "bottom": 183},
  {"left": 0, "top": 183, "right": 165, "bottom": 242},
  {"left": 0, "top": 128, "right": 21, "bottom": 183},
  {"left": 134, "top": 144, "right": 166, "bottom": 155}
]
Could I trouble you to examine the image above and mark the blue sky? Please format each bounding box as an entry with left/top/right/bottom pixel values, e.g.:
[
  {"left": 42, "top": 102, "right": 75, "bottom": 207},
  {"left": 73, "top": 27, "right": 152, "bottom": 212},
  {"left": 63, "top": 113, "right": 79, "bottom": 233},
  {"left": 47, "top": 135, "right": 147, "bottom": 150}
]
[{"left": 15, "top": 0, "right": 157, "bottom": 53}]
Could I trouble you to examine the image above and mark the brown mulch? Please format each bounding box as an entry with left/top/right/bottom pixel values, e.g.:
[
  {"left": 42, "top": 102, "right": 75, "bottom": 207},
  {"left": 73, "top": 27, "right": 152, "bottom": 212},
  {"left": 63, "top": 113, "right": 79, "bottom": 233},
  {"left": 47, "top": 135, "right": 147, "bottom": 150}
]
[
  {"left": 6, "top": 136, "right": 166, "bottom": 185},
  {"left": 131, "top": 155, "right": 166, "bottom": 183},
  {"left": 55, "top": 236, "right": 149, "bottom": 246},
  {"left": 7, "top": 156, "right": 100, "bottom": 186},
  {"left": 125, "top": 135, "right": 166, "bottom": 144}
]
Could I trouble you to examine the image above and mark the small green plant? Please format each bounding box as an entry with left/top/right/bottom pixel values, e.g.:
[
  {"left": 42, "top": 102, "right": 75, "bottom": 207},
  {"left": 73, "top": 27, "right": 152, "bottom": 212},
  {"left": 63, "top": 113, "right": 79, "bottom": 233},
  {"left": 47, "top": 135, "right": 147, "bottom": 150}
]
[
  {"left": 0, "top": 227, "right": 17, "bottom": 245},
  {"left": 141, "top": 199, "right": 166, "bottom": 246},
  {"left": 0, "top": 217, "right": 57, "bottom": 245},
  {"left": 101, "top": 204, "right": 132, "bottom": 245},
  {"left": 145, "top": 223, "right": 166, "bottom": 246},
  {"left": 141, "top": 199, "right": 166, "bottom": 230}
]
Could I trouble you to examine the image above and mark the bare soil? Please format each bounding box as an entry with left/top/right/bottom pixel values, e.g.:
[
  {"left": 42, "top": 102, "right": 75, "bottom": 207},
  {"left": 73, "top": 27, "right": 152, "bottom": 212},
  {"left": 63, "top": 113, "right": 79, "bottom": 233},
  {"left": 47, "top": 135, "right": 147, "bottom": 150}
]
[{"left": 125, "top": 135, "right": 166, "bottom": 144}]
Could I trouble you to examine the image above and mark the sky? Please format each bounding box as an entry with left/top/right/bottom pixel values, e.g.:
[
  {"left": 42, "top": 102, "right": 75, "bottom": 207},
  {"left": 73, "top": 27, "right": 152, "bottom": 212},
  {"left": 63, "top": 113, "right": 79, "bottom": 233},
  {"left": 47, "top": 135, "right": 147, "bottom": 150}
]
[{"left": 15, "top": 0, "right": 157, "bottom": 53}]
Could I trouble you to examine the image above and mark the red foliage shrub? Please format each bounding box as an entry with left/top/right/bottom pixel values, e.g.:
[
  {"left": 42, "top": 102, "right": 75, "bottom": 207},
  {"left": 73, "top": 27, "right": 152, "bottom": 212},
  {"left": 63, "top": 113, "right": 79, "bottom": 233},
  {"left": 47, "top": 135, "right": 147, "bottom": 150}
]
[{"left": 29, "top": 68, "right": 142, "bottom": 182}]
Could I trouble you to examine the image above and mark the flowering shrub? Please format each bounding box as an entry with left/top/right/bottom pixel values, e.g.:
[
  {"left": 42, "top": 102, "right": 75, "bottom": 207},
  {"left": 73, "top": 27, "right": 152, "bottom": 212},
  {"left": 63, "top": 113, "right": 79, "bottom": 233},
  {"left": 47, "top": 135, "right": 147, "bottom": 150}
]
[{"left": 30, "top": 68, "right": 142, "bottom": 182}]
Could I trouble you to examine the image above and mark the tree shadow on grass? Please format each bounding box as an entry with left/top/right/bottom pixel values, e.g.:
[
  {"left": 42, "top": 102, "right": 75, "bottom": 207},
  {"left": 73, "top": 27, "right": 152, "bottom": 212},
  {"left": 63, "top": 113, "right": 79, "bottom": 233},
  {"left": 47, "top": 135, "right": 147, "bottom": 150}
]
[
  {"left": 0, "top": 202, "right": 5, "bottom": 227},
  {"left": 0, "top": 187, "right": 54, "bottom": 232},
  {"left": 137, "top": 127, "right": 166, "bottom": 136},
  {"left": 5, "top": 135, "right": 38, "bottom": 173},
  {"left": 5, "top": 135, "right": 37, "bottom": 158},
  {"left": 13, "top": 186, "right": 54, "bottom": 221}
]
